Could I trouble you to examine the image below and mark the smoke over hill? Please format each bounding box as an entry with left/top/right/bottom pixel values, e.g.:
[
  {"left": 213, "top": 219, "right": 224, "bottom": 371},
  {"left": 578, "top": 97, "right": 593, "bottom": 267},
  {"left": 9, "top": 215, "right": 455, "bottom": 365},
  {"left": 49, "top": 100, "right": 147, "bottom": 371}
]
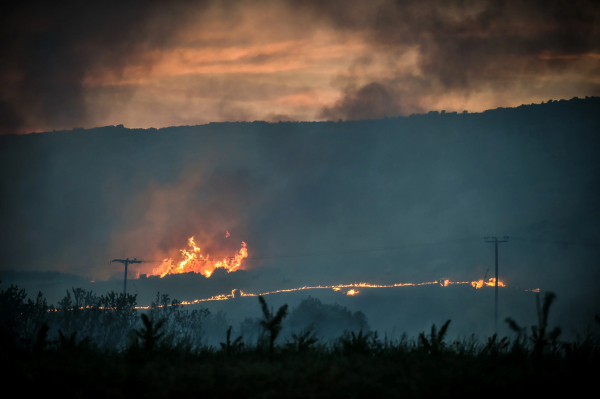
[{"left": 1, "top": 97, "right": 599, "bottom": 337}]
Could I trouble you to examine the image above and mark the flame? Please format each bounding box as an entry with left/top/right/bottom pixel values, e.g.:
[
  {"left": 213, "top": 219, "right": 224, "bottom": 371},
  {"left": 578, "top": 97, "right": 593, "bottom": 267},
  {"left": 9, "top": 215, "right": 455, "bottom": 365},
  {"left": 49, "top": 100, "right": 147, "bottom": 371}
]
[
  {"left": 151, "top": 236, "right": 248, "bottom": 278},
  {"left": 156, "top": 277, "right": 507, "bottom": 304},
  {"left": 72, "top": 276, "right": 523, "bottom": 312},
  {"left": 131, "top": 278, "right": 512, "bottom": 308},
  {"left": 471, "top": 280, "right": 484, "bottom": 289},
  {"left": 471, "top": 277, "right": 506, "bottom": 289},
  {"left": 226, "top": 231, "right": 230, "bottom": 238}
]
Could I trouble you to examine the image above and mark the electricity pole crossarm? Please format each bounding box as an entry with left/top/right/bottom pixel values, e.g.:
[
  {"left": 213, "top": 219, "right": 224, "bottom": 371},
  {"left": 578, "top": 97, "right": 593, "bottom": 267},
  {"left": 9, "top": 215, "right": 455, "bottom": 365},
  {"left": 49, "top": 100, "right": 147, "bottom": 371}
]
[
  {"left": 484, "top": 236, "right": 508, "bottom": 334},
  {"left": 110, "top": 258, "right": 143, "bottom": 295}
]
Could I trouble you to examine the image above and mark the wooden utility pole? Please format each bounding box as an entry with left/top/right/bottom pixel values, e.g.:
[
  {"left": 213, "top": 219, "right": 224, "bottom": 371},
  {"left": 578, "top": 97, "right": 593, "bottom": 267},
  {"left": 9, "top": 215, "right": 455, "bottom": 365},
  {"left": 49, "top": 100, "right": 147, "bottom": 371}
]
[
  {"left": 484, "top": 236, "right": 508, "bottom": 333},
  {"left": 110, "top": 258, "right": 142, "bottom": 295}
]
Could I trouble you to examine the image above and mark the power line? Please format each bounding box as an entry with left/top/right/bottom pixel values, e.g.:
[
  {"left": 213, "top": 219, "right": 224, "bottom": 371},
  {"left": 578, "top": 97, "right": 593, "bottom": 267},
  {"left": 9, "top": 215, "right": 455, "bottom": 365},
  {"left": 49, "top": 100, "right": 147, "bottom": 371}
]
[
  {"left": 110, "top": 258, "right": 141, "bottom": 295},
  {"left": 138, "top": 257, "right": 236, "bottom": 263},
  {"left": 96, "top": 236, "right": 597, "bottom": 269},
  {"left": 511, "top": 236, "right": 600, "bottom": 248},
  {"left": 243, "top": 237, "right": 480, "bottom": 260},
  {"left": 133, "top": 236, "right": 481, "bottom": 263}
]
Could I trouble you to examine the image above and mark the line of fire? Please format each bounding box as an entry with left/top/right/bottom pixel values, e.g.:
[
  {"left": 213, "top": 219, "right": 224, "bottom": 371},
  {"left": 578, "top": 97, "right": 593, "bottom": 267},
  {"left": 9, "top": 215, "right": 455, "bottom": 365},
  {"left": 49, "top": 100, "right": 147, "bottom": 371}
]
[{"left": 106, "top": 235, "right": 539, "bottom": 309}]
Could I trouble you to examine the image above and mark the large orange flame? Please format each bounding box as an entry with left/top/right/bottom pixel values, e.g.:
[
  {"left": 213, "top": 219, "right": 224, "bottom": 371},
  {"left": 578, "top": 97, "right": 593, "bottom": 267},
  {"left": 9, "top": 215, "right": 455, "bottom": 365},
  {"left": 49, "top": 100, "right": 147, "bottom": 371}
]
[{"left": 151, "top": 236, "right": 248, "bottom": 278}]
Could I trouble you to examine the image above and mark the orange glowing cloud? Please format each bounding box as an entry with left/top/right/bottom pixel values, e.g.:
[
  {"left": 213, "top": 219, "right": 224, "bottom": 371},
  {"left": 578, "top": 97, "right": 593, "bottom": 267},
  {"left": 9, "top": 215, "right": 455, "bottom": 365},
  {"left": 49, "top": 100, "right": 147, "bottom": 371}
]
[{"left": 11, "top": 0, "right": 596, "bottom": 134}]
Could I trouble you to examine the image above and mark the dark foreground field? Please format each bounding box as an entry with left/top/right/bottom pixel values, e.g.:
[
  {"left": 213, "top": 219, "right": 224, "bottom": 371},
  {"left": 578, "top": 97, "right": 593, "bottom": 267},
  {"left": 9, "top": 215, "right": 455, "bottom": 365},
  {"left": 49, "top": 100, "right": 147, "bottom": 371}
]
[
  {"left": 7, "top": 340, "right": 599, "bottom": 398},
  {"left": 2, "top": 283, "right": 599, "bottom": 398}
]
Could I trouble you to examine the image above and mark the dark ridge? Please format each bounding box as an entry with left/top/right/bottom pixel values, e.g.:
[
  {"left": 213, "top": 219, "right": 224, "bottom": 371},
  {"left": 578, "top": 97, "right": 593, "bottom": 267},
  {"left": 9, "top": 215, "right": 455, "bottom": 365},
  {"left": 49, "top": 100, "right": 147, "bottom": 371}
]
[{"left": 0, "top": 96, "right": 597, "bottom": 137}]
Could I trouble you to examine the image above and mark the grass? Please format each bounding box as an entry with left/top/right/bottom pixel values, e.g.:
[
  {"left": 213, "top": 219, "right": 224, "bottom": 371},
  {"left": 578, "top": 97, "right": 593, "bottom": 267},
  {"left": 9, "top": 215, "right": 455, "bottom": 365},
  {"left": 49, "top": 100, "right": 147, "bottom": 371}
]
[{"left": 1, "top": 281, "right": 599, "bottom": 398}]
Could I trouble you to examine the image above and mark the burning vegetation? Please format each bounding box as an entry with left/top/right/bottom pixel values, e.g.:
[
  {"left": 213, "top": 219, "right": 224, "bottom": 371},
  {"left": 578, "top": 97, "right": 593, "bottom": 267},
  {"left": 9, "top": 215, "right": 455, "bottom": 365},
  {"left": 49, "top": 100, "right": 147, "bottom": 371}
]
[
  {"left": 151, "top": 236, "right": 248, "bottom": 278},
  {"left": 471, "top": 277, "right": 506, "bottom": 289},
  {"left": 142, "top": 236, "right": 514, "bottom": 305},
  {"left": 157, "top": 278, "right": 511, "bottom": 307}
]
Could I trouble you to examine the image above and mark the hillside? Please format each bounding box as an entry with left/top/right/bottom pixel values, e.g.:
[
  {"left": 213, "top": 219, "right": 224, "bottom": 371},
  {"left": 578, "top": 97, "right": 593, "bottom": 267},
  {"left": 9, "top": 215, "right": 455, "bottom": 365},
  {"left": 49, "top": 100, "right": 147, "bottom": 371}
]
[{"left": 1, "top": 97, "right": 599, "bottom": 337}]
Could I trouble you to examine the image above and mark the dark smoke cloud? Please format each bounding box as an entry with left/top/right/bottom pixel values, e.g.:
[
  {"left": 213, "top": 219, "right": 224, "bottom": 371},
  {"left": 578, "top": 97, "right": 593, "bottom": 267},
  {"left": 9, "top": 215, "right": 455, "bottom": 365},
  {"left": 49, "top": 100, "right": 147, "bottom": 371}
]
[
  {"left": 304, "top": 0, "right": 600, "bottom": 119},
  {"left": 0, "top": 1, "right": 210, "bottom": 134},
  {"left": 1, "top": 0, "right": 599, "bottom": 130},
  {"left": 319, "top": 82, "right": 402, "bottom": 121}
]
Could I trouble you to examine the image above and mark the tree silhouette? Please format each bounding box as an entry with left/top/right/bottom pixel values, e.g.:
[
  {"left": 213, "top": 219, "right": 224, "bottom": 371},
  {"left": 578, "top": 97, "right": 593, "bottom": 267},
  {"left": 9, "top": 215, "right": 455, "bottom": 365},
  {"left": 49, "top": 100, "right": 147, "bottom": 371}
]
[
  {"left": 289, "top": 327, "right": 318, "bottom": 353},
  {"left": 258, "top": 296, "right": 288, "bottom": 357},
  {"left": 418, "top": 320, "right": 451, "bottom": 356},
  {"left": 220, "top": 325, "right": 244, "bottom": 356},
  {"left": 134, "top": 313, "right": 165, "bottom": 352},
  {"left": 339, "top": 329, "right": 372, "bottom": 355}
]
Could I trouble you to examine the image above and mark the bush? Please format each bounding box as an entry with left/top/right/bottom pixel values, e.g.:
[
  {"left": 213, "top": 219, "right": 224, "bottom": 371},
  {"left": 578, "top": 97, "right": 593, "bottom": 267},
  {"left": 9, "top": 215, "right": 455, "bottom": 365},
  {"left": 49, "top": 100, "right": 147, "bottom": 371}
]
[{"left": 286, "top": 296, "right": 370, "bottom": 340}]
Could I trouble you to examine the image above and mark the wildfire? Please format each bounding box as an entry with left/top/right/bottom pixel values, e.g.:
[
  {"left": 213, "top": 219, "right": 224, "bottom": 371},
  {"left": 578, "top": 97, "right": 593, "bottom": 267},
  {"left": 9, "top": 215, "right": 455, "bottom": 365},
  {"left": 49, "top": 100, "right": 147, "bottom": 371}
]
[
  {"left": 132, "top": 277, "right": 512, "bottom": 308},
  {"left": 148, "top": 277, "right": 508, "bottom": 304},
  {"left": 143, "top": 237, "right": 510, "bottom": 302},
  {"left": 151, "top": 236, "right": 248, "bottom": 278},
  {"left": 471, "top": 277, "right": 506, "bottom": 289}
]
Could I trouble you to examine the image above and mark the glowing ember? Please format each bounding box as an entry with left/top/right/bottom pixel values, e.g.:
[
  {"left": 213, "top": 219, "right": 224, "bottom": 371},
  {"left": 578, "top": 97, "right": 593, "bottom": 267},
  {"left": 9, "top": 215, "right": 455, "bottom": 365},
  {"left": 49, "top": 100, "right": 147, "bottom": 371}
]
[
  {"left": 151, "top": 236, "right": 248, "bottom": 278},
  {"left": 346, "top": 289, "right": 359, "bottom": 296},
  {"left": 471, "top": 277, "right": 506, "bottom": 289}
]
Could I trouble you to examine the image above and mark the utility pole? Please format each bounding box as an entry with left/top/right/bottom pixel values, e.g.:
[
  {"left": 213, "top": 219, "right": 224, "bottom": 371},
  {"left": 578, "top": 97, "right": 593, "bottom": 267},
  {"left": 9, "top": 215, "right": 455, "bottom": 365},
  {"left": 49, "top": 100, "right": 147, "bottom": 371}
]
[
  {"left": 110, "top": 258, "right": 142, "bottom": 295},
  {"left": 484, "top": 236, "right": 508, "bottom": 334}
]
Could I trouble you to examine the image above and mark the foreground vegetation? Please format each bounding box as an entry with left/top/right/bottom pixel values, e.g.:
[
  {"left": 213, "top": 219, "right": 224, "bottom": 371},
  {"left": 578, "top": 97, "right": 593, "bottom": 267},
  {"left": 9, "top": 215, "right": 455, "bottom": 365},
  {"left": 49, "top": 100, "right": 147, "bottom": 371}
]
[{"left": 1, "top": 282, "right": 598, "bottom": 398}]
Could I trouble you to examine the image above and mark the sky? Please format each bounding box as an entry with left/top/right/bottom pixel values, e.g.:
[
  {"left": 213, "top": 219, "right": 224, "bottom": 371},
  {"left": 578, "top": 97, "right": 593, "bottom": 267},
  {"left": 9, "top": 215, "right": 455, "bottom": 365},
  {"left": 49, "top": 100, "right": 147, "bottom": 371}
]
[{"left": 1, "top": 0, "right": 599, "bottom": 135}]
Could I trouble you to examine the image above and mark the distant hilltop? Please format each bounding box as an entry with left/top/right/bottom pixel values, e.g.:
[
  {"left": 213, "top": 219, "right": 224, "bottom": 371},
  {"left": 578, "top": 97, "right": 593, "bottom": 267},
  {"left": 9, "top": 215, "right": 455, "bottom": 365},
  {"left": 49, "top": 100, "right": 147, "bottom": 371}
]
[{"left": 1, "top": 96, "right": 597, "bottom": 135}]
